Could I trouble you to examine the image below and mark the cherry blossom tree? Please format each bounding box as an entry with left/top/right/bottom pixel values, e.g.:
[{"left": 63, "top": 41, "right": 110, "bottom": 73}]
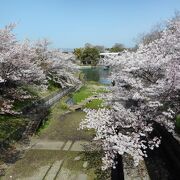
[
  {"left": 80, "top": 17, "right": 180, "bottom": 169},
  {"left": 48, "top": 50, "right": 80, "bottom": 88},
  {"left": 0, "top": 25, "right": 79, "bottom": 114},
  {"left": 34, "top": 39, "right": 80, "bottom": 88},
  {"left": 0, "top": 24, "right": 46, "bottom": 114},
  {"left": 0, "top": 24, "right": 46, "bottom": 86}
]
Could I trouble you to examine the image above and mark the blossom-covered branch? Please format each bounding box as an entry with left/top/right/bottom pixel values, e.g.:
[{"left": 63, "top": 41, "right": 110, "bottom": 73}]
[{"left": 80, "top": 17, "right": 180, "bottom": 169}]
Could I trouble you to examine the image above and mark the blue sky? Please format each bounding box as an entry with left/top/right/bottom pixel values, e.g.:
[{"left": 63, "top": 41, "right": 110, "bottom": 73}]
[{"left": 0, "top": 0, "right": 180, "bottom": 48}]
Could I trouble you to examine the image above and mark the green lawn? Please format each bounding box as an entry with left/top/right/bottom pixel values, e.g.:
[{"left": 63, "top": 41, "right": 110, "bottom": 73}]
[
  {"left": 72, "top": 81, "right": 107, "bottom": 105},
  {"left": 84, "top": 99, "right": 103, "bottom": 109},
  {"left": 72, "top": 86, "right": 94, "bottom": 104}
]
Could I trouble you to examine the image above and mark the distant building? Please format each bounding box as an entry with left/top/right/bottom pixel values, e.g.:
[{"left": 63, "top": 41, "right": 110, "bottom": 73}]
[{"left": 100, "top": 52, "right": 121, "bottom": 58}]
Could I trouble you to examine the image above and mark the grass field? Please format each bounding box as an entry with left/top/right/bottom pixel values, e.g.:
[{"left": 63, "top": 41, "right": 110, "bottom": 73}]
[
  {"left": 72, "top": 81, "right": 107, "bottom": 104},
  {"left": 84, "top": 99, "right": 103, "bottom": 109},
  {"left": 72, "top": 86, "right": 94, "bottom": 104}
]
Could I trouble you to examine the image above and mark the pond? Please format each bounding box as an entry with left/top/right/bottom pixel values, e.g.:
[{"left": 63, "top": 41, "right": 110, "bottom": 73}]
[
  {"left": 80, "top": 66, "right": 111, "bottom": 85},
  {"left": 66, "top": 66, "right": 111, "bottom": 105}
]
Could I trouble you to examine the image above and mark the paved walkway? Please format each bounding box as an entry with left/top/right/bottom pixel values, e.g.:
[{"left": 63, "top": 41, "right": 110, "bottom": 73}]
[
  {"left": 3, "top": 139, "right": 93, "bottom": 180},
  {"left": 2, "top": 82, "right": 151, "bottom": 180},
  {"left": 2, "top": 104, "right": 95, "bottom": 180},
  {"left": 31, "top": 140, "right": 90, "bottom": 152}
]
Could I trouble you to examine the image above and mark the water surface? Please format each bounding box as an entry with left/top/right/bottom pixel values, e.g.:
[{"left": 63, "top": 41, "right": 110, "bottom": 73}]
[{"left": 80, "top": 66, "right": 111, "bottom": 85}]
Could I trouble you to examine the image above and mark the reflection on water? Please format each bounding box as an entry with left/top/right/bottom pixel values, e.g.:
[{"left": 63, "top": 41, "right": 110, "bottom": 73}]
[
  {"left": 66, "top": 97, "right": 74, "bottom": 105},
  {"left": 80, "top": 66, "right": 111, "bottom": 85}
]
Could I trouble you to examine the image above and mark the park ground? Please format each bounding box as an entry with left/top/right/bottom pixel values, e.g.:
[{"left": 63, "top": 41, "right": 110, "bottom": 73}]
[{"left": 1, "top": 82, "right": 109, "bottom": 180}]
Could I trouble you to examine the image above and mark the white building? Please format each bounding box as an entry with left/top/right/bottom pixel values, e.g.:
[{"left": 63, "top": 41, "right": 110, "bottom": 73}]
[{"left": 100, "top": 52, "right": 121, "bottom": 58}]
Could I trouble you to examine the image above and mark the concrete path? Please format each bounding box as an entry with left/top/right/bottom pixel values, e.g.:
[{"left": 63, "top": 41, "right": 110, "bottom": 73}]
[
  {"left": 3, "top": 140, "right": 92, "bottom": 180},
  {"left": 2, "top": 82, "right": 151, "bottom": 180},
  {"left": 3, "top": 117, "right": 93, "bottom": 180},
  {"left": 31, "top": 140, "right": 90, "bottom": 151}
]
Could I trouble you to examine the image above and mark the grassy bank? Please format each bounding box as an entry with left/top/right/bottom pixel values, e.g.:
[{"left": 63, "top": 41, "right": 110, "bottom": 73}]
[
  {"left": 72, "top": 86, "right": 94, "bottom": 103},
  {"left": 2, "top": 81, "right": 109, "bottom": 179},
  {"left": 37, "top": 97, "right": 94, "bottom": 141},
  {"left": 0, "top": 115, "right": 27, "bottom": 142},
  {"left": 71, "top": 81, "right": 107, "bottom": 104},
  {"left": 84, "top": 99, "right": 103, "bottom": 109},
  {"left": 0, "top": 83, "right": 62, "bottom": 147}
]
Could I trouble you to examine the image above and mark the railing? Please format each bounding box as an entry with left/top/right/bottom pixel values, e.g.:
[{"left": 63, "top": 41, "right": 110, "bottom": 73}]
[
  {"left": 0, "top": 84, "right": 81, "bottom": 149},
  {"left": 21, "top": 85, "right": 81, "bottom": 137},
  {"left": 21, "top": 86, "right": 77, "bottom": 115}
]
